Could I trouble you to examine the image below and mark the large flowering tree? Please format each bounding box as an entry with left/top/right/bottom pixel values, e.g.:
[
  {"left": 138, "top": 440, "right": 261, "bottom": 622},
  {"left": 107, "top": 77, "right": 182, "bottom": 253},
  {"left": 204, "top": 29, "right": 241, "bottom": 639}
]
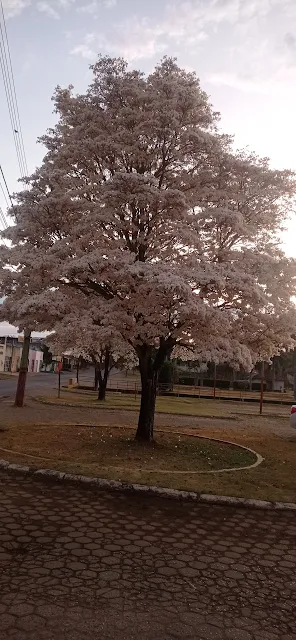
[{"left": 1, "top": 56, "right": 296, "bottom": 440}]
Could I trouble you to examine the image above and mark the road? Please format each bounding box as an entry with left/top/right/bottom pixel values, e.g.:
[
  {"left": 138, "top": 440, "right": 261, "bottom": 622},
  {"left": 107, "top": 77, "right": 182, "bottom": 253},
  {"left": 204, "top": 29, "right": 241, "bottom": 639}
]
[
  {"left": 0, "top": 373, "right": 57, "bottom": 399},
  {"left": 0, "top": 470, "right": 296, "bottom": 639},
  {"left": 0, "top": 368, "right": 126, "bottom": 401},
  {"left": 0, "top": 369, "right": 100, "bottom": 400}
]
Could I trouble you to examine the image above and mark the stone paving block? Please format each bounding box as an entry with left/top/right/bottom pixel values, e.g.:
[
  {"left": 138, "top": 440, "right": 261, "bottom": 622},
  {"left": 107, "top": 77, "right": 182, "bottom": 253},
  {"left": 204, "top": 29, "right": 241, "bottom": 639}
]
[{"left": 0, "top": 469, "right": 295, "bottom": 639}]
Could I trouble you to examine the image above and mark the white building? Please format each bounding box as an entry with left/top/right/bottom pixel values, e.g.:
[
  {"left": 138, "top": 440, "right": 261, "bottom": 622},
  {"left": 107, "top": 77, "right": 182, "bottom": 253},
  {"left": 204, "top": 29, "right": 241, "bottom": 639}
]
[{"left": 0, "top": 324, "right": 44, "bottom": 373}]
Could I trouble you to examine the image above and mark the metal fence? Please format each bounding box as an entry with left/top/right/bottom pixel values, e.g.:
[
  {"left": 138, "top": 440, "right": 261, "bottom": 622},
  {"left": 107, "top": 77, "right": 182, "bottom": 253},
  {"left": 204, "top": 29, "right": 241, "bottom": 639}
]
[{"left": 106, "top": 379, "right": 293, "bottom": 403}]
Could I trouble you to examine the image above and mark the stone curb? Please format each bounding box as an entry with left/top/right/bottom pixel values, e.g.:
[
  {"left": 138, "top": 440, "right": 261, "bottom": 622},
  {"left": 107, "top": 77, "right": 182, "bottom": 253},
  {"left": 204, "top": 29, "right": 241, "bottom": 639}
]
[{"left": 0, "top": 458, "right": 296, "bottom": 511}]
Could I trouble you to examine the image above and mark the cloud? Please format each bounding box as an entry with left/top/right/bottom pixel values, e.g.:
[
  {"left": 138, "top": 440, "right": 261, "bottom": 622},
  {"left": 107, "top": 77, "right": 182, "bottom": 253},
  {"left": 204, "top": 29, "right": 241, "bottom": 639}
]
[
  {"left": 76, "top": 0, "right": 116, "bottom": 15},
  {"left": 36, "top": 1, "right": 59, "bottom": 18},
  {"left": 70, "top": 4, "right": 207, "bottom": 63},
  {"left": 203, "top": 1, "right": 296, "bottom": 97},
  {"left": 70, "top": 16, "right": 165, "bottom": 62},
  {"left": 76, "top": 0, "right": 97, "bottom": 13},
  {"left": 70, "top": 32, "right": 96, "bottom": 59},
  {"left": 57, "top": 0, "right": 76, "bottom": 6},
  {"left": 207, "top": 39, "right": 296, "bottom": 96},
  {"left": 284, "top": 32, "right": 296, "bottom": 51},
  {"left": 2, "top": 0, "right": 31, "bottom": 17},
  {"left": 207, "top": 71, "right": 271, "bottom": 94},
  {"left": 163, "top": 0, "right": 273, "bottom": 41},
  {"left": 71, "top": 0, "right": 291, "bottom": 64},
  {"left": 110, "top": 17, "right": 167, "bottom": 61},
  {"left": 70, "top": 43, "right": 94, "bottom": 59},
  {"left": 2, "top": 0, "right": 76, "bottom": 18}
]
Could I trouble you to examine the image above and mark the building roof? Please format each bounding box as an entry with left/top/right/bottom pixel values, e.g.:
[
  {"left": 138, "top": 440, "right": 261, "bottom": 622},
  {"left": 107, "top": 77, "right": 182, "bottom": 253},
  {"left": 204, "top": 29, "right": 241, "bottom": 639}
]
[{"left": 0, "top": 322, "right": 47, "bottom": 339}]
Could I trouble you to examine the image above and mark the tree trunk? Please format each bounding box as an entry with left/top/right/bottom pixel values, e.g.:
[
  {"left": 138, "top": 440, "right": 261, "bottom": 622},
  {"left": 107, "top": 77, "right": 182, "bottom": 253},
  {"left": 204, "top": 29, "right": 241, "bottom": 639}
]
[
  {"left": 94, "top": 366, "right": 99, "bottom": 391},
  {"left": 15, "top": 329, "right": 31, "bottom": 407},
  {"left": 136, "top": 369, "right": 157, "bottom": 441},
  {"left": 136, "top": 347, "right": 161, "bottom": 441},
  {"left": 135, "top": 341, "right": 174, "bottom": 442},
  {"left": 97, "top": 348, "right": 110, "bottom": 401},
  {"left": 98, "top": 379, "right": 107, "bottom": 401}
]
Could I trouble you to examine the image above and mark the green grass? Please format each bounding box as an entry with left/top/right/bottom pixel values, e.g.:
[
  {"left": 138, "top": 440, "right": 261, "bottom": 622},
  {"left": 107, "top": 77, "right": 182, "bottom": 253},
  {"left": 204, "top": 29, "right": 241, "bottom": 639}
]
[
  {"left": 37, "top": 393, "right": 239, "bottom": 419},
  {"left": 37, "top": 390, "right": 290, "bottom": 420}
]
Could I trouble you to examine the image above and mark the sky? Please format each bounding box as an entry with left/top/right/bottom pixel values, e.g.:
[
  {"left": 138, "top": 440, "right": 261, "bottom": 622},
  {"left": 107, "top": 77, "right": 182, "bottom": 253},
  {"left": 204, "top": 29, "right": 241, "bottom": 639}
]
[{"left": 0, "top": 0, "right": 296, "bottom": 258}]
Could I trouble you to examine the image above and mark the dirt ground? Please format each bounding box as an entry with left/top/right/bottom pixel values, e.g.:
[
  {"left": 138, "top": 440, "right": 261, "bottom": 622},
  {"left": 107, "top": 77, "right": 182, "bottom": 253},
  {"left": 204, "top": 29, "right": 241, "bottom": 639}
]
[
  {"left": 1, "top": 395, "right": 293, "bottom": 437},
  {"left": 1, "top": 397, "right": 296, "bottom": 502}
]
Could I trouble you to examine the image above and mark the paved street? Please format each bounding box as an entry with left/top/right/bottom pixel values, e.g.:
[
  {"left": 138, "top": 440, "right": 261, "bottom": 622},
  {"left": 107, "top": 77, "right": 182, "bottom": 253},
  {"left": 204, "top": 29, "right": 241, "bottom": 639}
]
[
  {"left": 0, "top": 471, "right": 296, "bottom": 639},
  {"left": 0, "top": 373, "right": 59, "bottom": 399},
  {"left": 0, "top": 368, "right": 121, "bottom": 400},
  {"left": 0, "top": 370, "right": 98, "bottom": 400}
]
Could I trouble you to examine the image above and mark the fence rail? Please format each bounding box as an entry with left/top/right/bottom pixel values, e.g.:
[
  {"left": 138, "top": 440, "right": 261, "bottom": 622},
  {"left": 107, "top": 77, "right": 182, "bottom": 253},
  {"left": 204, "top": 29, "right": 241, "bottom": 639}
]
[{"left": 105, "top": 379, "right": 293, "bottom": 403}]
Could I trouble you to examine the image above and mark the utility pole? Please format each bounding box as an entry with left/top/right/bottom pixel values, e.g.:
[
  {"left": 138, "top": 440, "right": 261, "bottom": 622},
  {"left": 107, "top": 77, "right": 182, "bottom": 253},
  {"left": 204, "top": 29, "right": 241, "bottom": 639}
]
[
  {"left": 293, "top": 347, "right": 296, "bottom": 401},
  {"left": 15, "top": 329, "right": 31, "bottom": 407}
]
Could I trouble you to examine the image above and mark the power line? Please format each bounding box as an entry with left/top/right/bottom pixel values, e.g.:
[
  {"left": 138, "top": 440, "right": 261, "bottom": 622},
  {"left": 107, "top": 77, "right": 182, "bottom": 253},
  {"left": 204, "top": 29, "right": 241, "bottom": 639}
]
[
  {"left": 0, "top": 2, "right": 28, "bottom": 177},
  {"left": 0, "top": 204, "right": 7, "bottom": 230},
  {"left": 0, "top": 38, "right": 26, "bottom": 179},
  {"left": 0, "top": 163, "right": 14, "bottom": 215},
  {"left": 0, "top": 0, "right": 28, "bottom": 180},
  {"left": 0, "top": 177, "right": 9, "bottom": 210}
]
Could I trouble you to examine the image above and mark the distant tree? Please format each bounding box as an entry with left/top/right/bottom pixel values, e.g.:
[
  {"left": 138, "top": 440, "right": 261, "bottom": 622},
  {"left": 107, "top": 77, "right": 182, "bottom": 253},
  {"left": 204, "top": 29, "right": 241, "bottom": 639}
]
[
  {"left": 41, "top": 344, "right": 52, "bottom": 369},
  {"left": 44, "top": 299, "right": 136, "bottom": 401}
]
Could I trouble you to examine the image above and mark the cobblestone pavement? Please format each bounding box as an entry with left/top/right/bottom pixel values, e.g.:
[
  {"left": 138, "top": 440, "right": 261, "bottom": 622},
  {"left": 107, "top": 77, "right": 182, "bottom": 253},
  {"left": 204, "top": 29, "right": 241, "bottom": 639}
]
[{"left": 0, "top": 471, "right": 296, "bottom": 640}]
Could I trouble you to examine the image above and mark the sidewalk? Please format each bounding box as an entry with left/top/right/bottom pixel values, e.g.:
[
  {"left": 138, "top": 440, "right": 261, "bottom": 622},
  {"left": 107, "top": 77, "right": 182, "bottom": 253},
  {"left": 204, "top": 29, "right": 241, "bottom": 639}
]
[{"left": 0, "top": 468, "right": 296, "bottom": 639}]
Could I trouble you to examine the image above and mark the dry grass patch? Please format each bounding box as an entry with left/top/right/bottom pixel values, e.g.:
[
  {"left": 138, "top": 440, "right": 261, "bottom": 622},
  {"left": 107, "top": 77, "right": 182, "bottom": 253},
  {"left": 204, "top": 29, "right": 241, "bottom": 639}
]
[
  {"left": 2, "top": 394, "right": 295, "bottom": 503},
  {"left": 0, "top": 424, "right": 255, "bottom": 473}
]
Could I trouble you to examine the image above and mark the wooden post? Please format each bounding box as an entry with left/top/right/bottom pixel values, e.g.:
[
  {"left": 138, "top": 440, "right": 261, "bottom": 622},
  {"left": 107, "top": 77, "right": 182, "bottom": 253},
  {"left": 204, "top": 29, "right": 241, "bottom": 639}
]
[
  {"left": 260, "top": 361, "right": 264, "bottom": 415},
  {"left": 293, "top": 347, "right": 296, "bottom": 401},
  {"left": 14, "top": 329, "right": 31, "bottom": 407},
  {"left": 271, "top": 357, "right": 276, "bottom": 393},
  {"left": 213, "top": 362, "right": 217, "bottom": 400},
  {"left": 58, "top": 368, "right": 61, "bottom": 398}
]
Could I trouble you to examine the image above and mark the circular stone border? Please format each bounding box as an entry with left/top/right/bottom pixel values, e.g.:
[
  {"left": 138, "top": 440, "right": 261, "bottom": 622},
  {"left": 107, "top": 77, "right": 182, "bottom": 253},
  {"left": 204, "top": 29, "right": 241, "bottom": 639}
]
[{"left": 0, "top": 424, "right": 263, "bottom": 474}]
